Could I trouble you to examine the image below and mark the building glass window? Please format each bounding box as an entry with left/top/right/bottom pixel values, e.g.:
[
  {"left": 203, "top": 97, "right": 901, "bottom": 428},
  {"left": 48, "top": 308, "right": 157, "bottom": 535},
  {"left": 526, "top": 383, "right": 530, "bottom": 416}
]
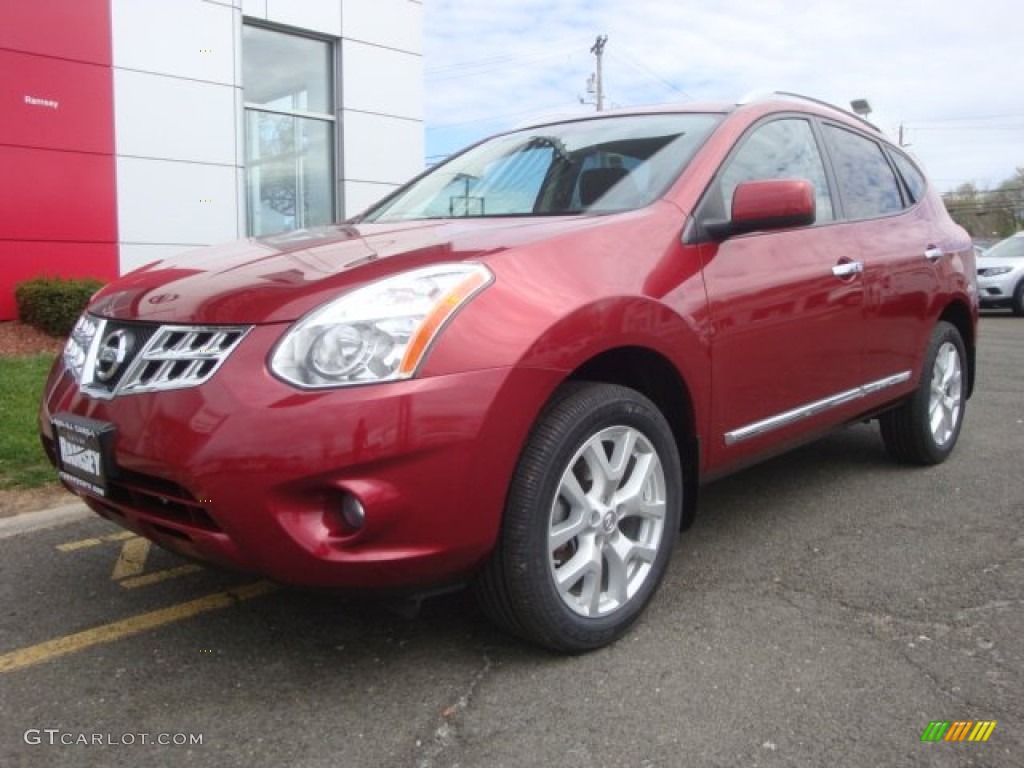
[{"left": 243, "top": 25, "right": 335, "bottom": 236}]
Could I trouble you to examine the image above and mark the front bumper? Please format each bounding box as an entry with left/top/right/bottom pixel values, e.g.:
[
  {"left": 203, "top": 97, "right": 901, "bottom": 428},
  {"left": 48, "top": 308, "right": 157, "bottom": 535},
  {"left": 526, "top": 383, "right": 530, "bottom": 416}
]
[
  {"left": 39, "top": 325, "right": 561, "bottom": 591},
  {"left": 977, "top": 271, "right": 1022, "bottom": 306}
]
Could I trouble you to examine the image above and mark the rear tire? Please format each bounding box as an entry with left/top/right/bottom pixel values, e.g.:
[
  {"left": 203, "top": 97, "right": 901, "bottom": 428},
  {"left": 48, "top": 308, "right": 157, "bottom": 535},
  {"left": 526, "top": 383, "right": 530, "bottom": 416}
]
[
  {"left": 880, "top": 322, "right": 966, "bottom": 465},
  {"left": 474, "top": 382, "right": 682, "bottom": 653}
]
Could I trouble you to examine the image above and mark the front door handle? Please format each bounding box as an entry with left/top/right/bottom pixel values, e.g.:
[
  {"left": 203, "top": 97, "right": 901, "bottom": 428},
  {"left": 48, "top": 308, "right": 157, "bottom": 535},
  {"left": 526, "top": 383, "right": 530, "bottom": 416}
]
[
  {"left": 832, "top": 261, "right": 864, "bottom": 278},
  {"left": 925, "top": 246, "right": 945, "bottom": 262}
]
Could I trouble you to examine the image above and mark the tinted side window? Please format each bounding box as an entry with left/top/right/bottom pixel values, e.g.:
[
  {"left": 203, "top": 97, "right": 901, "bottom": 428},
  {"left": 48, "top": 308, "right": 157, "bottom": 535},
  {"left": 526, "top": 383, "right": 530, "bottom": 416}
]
[
  {"left": 822, "top": 124, "right": 903, "bottom": 218},
  {"left": 721, "top": 118, "right": 834, "bottom": 223},
  {"left": 889, "top": 150, "right": 927, "bottom": 204}
]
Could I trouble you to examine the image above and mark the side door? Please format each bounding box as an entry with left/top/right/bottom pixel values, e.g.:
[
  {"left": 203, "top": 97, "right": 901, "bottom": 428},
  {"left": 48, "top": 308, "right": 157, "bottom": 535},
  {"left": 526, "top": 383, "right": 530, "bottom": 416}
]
[
  {"left": 695, "top": 117, "right": 868, "bottom": 472},
  {"left": 819, "top": 123, "right": 937, "bottom": 390}
]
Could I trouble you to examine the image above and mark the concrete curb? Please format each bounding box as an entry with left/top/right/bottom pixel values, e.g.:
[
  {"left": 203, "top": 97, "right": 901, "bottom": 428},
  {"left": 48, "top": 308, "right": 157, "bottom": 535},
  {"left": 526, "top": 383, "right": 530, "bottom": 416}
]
[{"left": 0, "top": 501, "right": 92, "bottom": 540}]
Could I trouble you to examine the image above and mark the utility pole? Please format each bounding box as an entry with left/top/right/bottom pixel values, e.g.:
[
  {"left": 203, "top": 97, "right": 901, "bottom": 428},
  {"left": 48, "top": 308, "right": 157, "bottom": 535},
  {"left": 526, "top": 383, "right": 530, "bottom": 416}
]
[{"left": 590, "top": 35, "right": 608, "bottom": 111}]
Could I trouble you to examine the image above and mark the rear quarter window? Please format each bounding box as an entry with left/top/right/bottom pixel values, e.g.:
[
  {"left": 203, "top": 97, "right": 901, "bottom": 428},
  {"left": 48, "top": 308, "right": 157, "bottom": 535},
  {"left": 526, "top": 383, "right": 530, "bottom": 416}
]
[
  {"left": 822, "top": 124, "right": 904, "bottom": 219},
  {"left": 889, "top": 150, "right": 927, "bottom": 204}
]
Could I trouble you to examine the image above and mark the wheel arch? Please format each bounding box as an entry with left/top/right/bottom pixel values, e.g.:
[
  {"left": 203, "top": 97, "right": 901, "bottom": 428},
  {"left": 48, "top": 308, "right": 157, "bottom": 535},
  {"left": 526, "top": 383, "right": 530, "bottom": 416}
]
[
  {"left": 568, "top": 345, "right": 700, "bottom": 529},
  {"left": 938, "top": 299, "right": 976, "bottom": 398}
]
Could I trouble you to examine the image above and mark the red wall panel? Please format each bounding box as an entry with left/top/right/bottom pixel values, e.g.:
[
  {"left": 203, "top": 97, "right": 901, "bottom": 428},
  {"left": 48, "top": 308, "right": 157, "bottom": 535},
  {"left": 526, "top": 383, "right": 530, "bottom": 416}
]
[
  {"left": 0, "top": 0, "right": 112, "bottom": 66},
  {"left": 0, "top": 49, "right": 115, "bottom": 154},
  {"left": 0, "top": 146, "right": 117, "bottom": 243},
  {"left": 0, "top": 0, "right": 116, "bottom": 321}
]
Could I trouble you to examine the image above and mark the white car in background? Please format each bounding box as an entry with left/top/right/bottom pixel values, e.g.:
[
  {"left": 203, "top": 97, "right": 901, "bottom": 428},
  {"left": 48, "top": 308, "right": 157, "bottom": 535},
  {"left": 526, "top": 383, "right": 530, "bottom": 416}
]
[{"left": 977, "top": 232, "right": 1024, "bottom": 315}]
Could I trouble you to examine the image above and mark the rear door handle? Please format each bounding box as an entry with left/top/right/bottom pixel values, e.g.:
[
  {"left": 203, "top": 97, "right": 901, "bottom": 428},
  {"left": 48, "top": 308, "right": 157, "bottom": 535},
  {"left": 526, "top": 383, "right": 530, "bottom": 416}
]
[
  {"left": 925, "top": 246, "right": 945, "bottom": 262},
  {"left": 832, "top": 261, "right": 864, "bottom": 278}
]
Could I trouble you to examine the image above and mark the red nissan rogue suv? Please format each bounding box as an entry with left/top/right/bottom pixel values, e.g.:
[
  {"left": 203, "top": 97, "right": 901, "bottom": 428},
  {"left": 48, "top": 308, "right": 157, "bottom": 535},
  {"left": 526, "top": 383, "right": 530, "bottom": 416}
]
[{"left": 40, "top": 93, "right": 978, "bottom": 651}]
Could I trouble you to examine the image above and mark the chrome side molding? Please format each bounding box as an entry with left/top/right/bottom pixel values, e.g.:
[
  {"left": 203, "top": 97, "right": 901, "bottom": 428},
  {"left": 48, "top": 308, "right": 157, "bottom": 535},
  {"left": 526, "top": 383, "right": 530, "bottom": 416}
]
[{"left": 724, "top": 371, "right": 912, "bottom": 446}]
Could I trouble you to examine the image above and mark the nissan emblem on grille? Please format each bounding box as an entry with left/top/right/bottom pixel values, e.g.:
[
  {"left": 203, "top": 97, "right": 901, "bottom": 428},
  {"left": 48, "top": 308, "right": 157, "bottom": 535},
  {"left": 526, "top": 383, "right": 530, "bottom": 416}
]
[{"left": 94, "top": 329, "right": 134, "bottom": 382}]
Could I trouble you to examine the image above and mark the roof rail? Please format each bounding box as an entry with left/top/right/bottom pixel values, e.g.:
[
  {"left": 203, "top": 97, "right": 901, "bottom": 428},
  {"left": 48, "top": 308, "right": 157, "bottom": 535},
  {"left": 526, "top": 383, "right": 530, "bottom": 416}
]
[{"left": 739, "top": 90, "right": 882, "bottom": 133}]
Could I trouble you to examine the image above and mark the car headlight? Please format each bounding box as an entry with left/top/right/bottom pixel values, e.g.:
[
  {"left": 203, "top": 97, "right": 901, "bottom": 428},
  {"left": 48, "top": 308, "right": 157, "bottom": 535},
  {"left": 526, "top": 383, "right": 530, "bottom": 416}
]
[
  {"left": 64, "top": 313, "right": 101, "bottom": 382},
  {"left": 979, "top": 266, "right": 1012, "bottom": 277},
  {"left": 270, "top": 263, "right": 493, "bottom": 388}
]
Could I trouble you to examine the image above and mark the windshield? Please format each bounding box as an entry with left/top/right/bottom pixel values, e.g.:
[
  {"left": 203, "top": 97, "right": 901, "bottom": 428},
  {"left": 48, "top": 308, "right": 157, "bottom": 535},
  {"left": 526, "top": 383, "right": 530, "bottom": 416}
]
[
  {"left": 985, "top": 234, "right": 1024, "bottom": 259},
  {"left": 361, "top": 113, "right": 722, "bottom": 222}
]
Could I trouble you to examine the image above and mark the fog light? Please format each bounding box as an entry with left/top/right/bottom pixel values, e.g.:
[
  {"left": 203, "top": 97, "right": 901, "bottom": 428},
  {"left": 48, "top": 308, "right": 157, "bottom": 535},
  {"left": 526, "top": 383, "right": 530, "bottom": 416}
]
[{"left": 340, "top": 494, "right": 366, "bottom": 531}]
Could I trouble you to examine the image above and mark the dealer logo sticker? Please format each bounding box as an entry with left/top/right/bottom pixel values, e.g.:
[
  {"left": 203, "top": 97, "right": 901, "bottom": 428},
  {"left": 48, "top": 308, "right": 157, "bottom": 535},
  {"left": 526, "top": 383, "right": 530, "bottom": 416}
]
[{"left": 920, "top": 720, "right": 997, "bottom": 742}]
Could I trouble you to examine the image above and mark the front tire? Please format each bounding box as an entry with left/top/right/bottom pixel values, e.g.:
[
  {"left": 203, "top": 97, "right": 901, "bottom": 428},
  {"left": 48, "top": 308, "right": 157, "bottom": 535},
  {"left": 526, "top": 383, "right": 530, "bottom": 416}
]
[
  {"left": 475, "top": 382, "right": 682, "bottom": 652},
  {"left": 880, "top": 321, "right": 967, "bottom": 465}
]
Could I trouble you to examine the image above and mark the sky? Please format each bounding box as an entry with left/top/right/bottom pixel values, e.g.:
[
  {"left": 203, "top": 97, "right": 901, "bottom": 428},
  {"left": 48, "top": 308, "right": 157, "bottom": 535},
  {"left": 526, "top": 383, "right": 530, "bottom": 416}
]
[{"left": 422, "top": 0, "right": 1023, "bottom": 193}]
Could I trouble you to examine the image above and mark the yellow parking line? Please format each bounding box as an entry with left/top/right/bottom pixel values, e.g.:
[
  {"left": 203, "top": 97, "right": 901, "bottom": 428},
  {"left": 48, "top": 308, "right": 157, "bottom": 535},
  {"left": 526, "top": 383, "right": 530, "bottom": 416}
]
[
  {"left": 119, "top": 564, "right": 203, "bottom": 589},
  {"left": 56, "top": 530, "right": 136, "bottom": 552},
  {"left": 110, "top": 537, "right": 151, "bottom": 580},
  {"left": 0, "top": 582, "right": 275, "bottom": 674},
  {"left": 56, "top": 537, "right": 103, "bottom": 552}
]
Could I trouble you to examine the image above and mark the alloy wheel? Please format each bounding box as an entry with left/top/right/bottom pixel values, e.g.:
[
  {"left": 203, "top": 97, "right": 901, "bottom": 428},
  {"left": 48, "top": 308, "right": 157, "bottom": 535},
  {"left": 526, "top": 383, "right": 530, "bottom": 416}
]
[
  {"left": 547, "top": 425, "right": 667, "bottom": 617},
  {"left": 928, "top": 341, "right": 963, "bottom": 447}
]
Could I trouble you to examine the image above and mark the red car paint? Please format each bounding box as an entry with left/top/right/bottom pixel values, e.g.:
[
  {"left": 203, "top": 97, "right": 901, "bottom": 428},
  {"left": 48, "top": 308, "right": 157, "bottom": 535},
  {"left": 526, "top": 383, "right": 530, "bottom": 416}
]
[{"left": 39, "top": 97, "right": 978, "bottom": 593}]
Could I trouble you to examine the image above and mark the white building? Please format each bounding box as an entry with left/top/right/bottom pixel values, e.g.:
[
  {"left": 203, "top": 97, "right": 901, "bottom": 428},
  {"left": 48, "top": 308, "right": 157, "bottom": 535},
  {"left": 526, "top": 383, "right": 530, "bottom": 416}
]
[{"left": 0, "top": 0, "right": 424, "bottom": 319}]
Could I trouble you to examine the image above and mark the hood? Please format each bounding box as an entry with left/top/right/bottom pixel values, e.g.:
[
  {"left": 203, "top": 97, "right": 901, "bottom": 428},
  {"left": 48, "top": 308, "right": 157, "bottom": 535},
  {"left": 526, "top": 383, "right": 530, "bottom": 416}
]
[
  {"left": 89, "top": 217, "right": 599, "bottom": 324},
  {"left": 977, "top": 254, "right": 1024, "bottom": 271}
]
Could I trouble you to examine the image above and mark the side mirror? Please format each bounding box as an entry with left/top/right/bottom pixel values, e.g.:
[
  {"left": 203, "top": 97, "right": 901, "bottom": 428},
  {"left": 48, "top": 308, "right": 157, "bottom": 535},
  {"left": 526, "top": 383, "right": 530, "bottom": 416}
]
[{"left": 707, "top": 179, "right": 816, "bottom": 240}]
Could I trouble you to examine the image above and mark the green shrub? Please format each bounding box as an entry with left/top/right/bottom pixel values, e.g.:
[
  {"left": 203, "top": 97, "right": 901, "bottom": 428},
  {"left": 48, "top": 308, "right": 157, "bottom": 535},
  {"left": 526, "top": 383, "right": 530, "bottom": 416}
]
[{"left": 14, "top": 276, "right": 105, "bottom": 337}]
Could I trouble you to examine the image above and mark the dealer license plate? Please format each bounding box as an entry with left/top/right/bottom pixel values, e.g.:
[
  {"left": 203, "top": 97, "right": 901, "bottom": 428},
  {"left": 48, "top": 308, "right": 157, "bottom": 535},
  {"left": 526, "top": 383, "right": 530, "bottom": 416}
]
[{"left": 52, "top": 413, "right": 115, "bottom": 497}]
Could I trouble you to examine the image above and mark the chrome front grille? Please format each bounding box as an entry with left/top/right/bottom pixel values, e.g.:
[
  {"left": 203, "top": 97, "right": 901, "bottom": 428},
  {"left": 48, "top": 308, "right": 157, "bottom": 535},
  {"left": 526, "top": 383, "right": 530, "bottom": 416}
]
[{"left": 65, "top": 314, "right": 251, "bottom": 399}]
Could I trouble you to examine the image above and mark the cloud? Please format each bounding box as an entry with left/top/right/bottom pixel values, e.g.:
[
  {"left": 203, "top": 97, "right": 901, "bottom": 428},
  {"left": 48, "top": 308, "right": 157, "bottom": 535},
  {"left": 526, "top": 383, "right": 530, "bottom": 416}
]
[{"left": 424, "top": 0, "right": 1024, "bottom": 189}]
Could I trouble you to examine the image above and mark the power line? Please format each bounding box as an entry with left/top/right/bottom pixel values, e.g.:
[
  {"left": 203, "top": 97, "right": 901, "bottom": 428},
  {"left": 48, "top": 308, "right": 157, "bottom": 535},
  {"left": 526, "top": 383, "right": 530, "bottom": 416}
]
[
  {"left": 426, "top": 46, "right": 570, "bottom": 73},
  {"left": 426, "top": 102, "right": 580, "bottom": 130},
  {"left": 426, "top": 47, "right": 575, "bottom": 81},
  {"left": 908, "top": 125, "right": 1024, "bottom": 132},
  {"left": 610, "top": 48, "right": 693, "bottom": 101},
  {"left": 904, "top": 112, "right": 1024, "bottom": 126}
]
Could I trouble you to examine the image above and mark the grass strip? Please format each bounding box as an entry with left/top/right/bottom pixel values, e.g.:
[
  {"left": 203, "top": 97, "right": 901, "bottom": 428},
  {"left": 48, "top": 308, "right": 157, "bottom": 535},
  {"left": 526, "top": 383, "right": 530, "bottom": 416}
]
[{"left": 0, "top": 355, "right": 58, "bottom": 489}]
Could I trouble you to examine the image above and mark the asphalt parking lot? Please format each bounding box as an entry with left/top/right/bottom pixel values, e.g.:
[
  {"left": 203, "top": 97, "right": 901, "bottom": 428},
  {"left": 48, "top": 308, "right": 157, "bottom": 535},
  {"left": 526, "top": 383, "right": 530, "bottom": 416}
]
[{"left": 1, "top": 314, "right": 1021, "bottom": 768}]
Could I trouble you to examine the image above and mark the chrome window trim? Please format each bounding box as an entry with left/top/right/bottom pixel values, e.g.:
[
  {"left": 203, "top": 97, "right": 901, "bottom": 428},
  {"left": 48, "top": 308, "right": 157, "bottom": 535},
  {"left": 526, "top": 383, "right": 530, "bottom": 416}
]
[{"left": 724, "top": 371, "right": 912, "bottom": 446}]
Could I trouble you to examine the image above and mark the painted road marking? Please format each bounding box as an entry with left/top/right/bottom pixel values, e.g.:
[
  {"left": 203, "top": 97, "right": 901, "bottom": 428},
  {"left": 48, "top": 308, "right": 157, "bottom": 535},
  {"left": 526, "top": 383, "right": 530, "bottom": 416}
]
[
  {"left": 120, "top": 564, "right": 203, "bottom": 589},
  {"left": 57, "top": 532, "right": 205, "bottom": 589},
  {"left": 110, "top": 537, "right": 151, "bottom": 580},
  {"left": 0, "top": 582, "right": 275, "bottom": 674},
  {"left": 56, "top": 530, "right": 136, "bottom": 552}
]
